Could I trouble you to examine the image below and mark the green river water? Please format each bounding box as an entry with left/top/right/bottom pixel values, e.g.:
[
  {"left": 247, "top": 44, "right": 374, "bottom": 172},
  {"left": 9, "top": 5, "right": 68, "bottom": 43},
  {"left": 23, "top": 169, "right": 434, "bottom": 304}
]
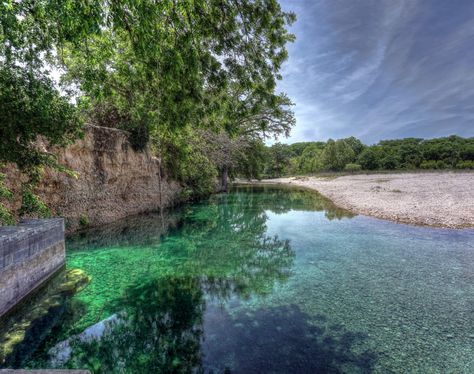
[{"left": 1, "top": 185, "right": 474, "bottom": 373}]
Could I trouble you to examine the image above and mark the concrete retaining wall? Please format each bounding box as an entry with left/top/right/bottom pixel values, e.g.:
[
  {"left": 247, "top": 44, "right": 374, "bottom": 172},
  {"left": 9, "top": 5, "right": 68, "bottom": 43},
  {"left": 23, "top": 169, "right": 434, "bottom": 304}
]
[{"left": 0, "top": 219, "right": 65, "bottom": 317}]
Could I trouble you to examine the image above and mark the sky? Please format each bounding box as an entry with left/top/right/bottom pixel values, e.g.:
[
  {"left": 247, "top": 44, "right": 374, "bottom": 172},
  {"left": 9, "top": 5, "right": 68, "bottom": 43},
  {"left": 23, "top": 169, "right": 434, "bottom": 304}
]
[{"left": 277, "top": 0, "right": 474, "bottom": 144}]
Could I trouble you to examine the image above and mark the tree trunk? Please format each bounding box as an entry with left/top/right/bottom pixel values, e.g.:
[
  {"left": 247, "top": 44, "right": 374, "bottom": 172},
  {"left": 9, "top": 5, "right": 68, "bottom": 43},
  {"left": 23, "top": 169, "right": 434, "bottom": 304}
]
[{"left": 220, "top": 166, "right": 229, "bottom": 192}]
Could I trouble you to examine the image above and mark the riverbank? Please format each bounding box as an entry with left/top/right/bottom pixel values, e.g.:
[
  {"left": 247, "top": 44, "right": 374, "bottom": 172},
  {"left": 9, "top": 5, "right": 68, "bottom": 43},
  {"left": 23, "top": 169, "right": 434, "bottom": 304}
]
[{"left": 241, "top": 172, "right": 474, "bottom": 229}]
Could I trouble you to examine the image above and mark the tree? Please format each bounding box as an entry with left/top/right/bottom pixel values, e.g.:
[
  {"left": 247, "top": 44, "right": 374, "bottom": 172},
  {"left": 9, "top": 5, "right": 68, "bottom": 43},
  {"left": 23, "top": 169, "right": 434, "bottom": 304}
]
[
  {"left": 380, "top": 153, "right": 399, "bottom": 169},
  {"left": 0, "top": 67, "right": 81, "bottom": 173},
  {"left": 357, "top": 147, "right": 380, "bottom": 170},
  {"left": 299, "top": 143, "right": 323, "bottom": 173},
  {"left": 58, "top": 0, "right": 296, "bottom": 146},
  {"left": 342, "top": 136, "right": 365, "bottom": 157},
  {"left": 0, "top": 0, "right": 297, "bottom": 217},
  {"left": 266, "top": 143, "right": 292, "bottom": 177},
  {"left": 321, "top": 139, "right": 355, "bottom": 171},
  {"left": 397, "top": 139, "right": 423, "bottom": 168},
  {"left": 235, "top": 139, "right": 267, "bottom": 181}
]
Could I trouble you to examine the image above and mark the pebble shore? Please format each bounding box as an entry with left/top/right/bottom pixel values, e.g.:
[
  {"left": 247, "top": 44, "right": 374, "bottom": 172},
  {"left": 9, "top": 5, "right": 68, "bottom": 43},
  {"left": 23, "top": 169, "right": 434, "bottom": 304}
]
[{"left": 248, "top": 172, "right": 474, "bottom": 229}]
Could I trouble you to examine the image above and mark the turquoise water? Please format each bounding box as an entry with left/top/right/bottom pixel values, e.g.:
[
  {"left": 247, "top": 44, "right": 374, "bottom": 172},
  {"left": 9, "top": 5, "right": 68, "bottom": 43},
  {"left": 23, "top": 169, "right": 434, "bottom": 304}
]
[{"left": 2, "top": 185, "right": 474, "bottom": 373}]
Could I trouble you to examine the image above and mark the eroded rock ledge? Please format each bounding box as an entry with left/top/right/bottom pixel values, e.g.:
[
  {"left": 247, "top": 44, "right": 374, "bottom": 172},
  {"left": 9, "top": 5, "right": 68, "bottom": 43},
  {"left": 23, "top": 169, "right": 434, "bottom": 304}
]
[{"left": 2, "top": 125, "right": 182, "bottom": 233}]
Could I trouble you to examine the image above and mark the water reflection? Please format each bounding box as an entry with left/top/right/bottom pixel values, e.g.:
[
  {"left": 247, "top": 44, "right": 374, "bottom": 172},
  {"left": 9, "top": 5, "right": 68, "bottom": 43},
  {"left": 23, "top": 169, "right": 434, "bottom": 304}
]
[
  {"left": 2, "top": 186, "right": 365, "bottom": 372},
  {"left": 64, "top": 276, "right": 377, "bottom": 373},
  {"left": 67, "top": 276, "right": 205, "bottom": 373},
  {"left": 231, "top": 185, "right": 355, "bottom": 220}
]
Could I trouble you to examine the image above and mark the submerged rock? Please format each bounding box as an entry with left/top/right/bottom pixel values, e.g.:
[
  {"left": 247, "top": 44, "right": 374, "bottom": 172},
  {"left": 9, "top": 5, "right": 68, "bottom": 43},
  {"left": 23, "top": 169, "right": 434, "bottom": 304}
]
[
  {"left": 48, "top": 313, "right": 123, "bottom": 367},
  {"left": 0, "top": 268, "right": 90, "bottom": 366}
]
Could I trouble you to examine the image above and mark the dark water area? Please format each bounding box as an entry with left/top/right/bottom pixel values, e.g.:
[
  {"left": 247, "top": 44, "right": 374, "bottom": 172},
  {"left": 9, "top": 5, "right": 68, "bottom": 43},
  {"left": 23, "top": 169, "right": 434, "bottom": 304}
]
[{"left": 1, "top": 185, "right": 474, "bottom": 373}]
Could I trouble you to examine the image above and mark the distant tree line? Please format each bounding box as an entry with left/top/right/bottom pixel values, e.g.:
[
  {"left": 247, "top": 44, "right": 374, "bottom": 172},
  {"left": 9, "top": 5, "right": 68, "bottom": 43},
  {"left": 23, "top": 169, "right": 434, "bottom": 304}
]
[{"left": 235, "top": 135, "right": 474, "bottom": 179}]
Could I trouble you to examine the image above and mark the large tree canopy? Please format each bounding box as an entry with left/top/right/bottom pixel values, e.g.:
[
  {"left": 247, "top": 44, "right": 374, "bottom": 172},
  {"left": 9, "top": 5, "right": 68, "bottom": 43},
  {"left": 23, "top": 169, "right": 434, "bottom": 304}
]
[
  {"left": 1, "top": 0, "right": 295, "bottom": 154},
  {"left": 0, "top": 0, "right": 296, "bottom": 220}
]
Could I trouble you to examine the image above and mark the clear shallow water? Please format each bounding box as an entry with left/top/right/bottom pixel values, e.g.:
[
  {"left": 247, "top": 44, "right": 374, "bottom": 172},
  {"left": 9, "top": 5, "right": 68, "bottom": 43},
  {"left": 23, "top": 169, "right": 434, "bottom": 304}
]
[{"left": 2, "top": 185, "right": 474, "bottom": 373}]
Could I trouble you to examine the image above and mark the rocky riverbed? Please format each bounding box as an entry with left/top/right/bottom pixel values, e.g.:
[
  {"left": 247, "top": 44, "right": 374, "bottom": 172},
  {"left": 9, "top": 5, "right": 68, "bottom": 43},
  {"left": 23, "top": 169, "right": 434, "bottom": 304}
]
[{"left": 247, "top": 172, "right": 474, "bottom": 229}]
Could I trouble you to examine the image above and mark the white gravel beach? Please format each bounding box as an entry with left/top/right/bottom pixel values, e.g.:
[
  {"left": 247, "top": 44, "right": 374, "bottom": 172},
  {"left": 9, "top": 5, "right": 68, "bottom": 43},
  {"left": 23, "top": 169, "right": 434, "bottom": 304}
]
[{"left": 253, "top": 172, "right": 474, "bottom": 229}]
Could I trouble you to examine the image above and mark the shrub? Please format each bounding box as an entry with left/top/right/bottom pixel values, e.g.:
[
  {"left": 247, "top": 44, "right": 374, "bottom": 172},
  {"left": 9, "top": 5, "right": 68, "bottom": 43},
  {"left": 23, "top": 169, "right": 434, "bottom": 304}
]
[
  {"left": 435, "top": 160, "right": 447, "bottom": 169},
  {"left": 344, "top": 163, "right": 362, "bottom": 172},
  {"left": 79, "top": 214, "right": 90, "bottom": 227},
  {"left": 420, "top": 160, "right": 439, "bottom": 169},
  {"left": 19, "top": 183, "right": 51, "bottom": 218},
  {"left": 456, "top": 160, "right": 474, "bottom": 169},
  {"left": 0, "top": 171, "right": 14, "bottom": 225}
]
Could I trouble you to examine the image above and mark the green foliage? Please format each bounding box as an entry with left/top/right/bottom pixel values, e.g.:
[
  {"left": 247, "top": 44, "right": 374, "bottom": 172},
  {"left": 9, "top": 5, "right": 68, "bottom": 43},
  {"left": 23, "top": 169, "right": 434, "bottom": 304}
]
[
  {"left": 342, "top": 136, "right": 365, "bottom": 156},
  {"left": 420, "top": 160, "right": 445, "bottom": 169},
  {"left": 0, "top": 66, "right": 82, "bottom": 172},
  {"left": 344, "top": 163, "right": 362, "bottom": 173},
  {"left": 265, "top": 143, "right": 292, "bottom": 177},
  {"left": 19, "top": 183, "right": 51, "bottom": 218},
  {"left": 298, "top": 144, "right": 324, "bottom": 173},
  {"left": 357, "top": 148, "right": 380, "bottom": 170},
  {"left": 380, "top": 154, "right": 399, "bottom": 170},
  {"left": 53, "top": 0, "right": 296, "bottom": 144},
  {"left": 0, "top": 172, "right": 14, "bottom": 225},
  {"left": 180, "top": 152, "right": 218, "bottom": 199},
  {"left": 158, "top": 128, "right": 217, "bottom": 200},
  {"left": 1, "top": 0, "right": 296, "bottom": 218},
  {"left": 321, "top": 139, "right": 355, "bottom": 171},
  {"left": 235, "top": 139, "right": 267, "bottom": 180},
  {"left": 79, "top": 215, "right": 90, "bottom": 228},
  {"left": 456, "top": 161, "right": 474, "bottom": 169},
  {"left": 258, "top": 136, "right": 474, "bottom": 177}
]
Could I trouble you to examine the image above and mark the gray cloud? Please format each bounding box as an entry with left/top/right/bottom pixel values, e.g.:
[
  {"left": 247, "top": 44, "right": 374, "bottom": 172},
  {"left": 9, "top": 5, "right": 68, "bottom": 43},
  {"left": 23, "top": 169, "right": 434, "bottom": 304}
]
[{"left": 277, "top": 0, "right": 474, "bottom": 144}]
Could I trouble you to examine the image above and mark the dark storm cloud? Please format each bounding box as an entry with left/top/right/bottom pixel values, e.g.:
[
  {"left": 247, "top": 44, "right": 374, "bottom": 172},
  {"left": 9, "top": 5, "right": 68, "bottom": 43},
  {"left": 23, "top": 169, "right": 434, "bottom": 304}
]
[{"left": 278, "top": 0, "right": 474, "bottom": 144}]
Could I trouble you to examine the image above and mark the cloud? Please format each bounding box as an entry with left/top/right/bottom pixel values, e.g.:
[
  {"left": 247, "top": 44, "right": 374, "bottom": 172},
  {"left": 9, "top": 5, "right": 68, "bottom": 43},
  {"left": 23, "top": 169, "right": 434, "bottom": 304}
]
[{"left": 277, "top": 0, "right": 474, "bottom": 144}]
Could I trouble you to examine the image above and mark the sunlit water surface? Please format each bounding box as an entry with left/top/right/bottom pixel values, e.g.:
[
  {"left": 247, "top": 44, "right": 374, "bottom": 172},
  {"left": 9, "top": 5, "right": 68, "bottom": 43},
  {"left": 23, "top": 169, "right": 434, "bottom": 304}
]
[{"left": 1, "top": 185, "right": 474, "bottom": 373}]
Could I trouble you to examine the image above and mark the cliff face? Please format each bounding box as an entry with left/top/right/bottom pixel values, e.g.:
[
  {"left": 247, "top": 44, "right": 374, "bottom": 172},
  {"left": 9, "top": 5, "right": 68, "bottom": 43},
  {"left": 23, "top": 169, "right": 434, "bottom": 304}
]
[{"left": 2, "top": 125, "right": 182, "bottom": 233}]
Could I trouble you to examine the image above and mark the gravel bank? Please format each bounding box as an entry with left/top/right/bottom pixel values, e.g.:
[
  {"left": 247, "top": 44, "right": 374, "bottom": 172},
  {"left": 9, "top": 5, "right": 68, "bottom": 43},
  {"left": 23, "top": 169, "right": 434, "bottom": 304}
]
[{"left": 251, "top": 172, "right": 474, "bottom": 229}]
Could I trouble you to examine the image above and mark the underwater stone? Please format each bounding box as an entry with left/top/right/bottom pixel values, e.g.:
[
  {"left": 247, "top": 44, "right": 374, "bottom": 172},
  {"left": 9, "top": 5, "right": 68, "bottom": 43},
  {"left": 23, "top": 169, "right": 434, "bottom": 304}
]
[
  {"left": 49, "top": 314, "right": 123, "bottom": 367},
  {"left": 0, "top": 268, "right": 90, "bottom": 366}
]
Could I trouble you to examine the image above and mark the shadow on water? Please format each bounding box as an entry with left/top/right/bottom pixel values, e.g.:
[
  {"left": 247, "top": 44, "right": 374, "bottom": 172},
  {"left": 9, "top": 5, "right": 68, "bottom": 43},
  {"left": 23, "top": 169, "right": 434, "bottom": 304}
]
[
  {"left": 55, "top": 276, "right": 378, "bottom": 374},
  {"left": 203, "top": 304, "right": 377, "bottom": 374}
]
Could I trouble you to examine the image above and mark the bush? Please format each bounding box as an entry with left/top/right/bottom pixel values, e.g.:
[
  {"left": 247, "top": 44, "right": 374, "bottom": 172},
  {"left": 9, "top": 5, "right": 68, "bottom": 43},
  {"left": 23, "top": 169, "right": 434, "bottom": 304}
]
[
  {"left": 0, "top": 172, "right": 14, "bottom": 225},
  {"left": 436, "top": 160, "right": 447, "bottom": 169},
  {"left": 321, "top": 139, "right": 355, "bottom": 171},
  {"left": 19, "top": 184, "right": 51, "bottom": 218},
  {"left": 79, "top": 214, "right": 90, "bottom": 227},
  {"left": 420, "top": 160, "right": 447, "bottom": 169},
  {"left": 456, "top": 160, "right": 474, "bottom": 169},
  {"left": 420, "top": 160, "right": 438, "bottom": 169},
  {"left": 344, "top": 163, "right": 362, "bottom": 172}
]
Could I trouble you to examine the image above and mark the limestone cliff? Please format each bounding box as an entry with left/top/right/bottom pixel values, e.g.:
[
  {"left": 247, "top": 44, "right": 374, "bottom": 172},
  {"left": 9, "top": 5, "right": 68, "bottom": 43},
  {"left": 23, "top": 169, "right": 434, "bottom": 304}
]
[{"left": 2, "top": 125, "right": 182, "bottom": 233}]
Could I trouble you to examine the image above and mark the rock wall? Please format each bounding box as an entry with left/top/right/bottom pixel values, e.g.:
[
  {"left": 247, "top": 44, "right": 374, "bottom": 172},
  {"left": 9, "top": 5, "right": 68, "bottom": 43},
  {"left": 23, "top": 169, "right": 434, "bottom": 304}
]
[
  {"left": 2, "top": 125, "right": 182, "bottom": 233},
  {"left": 0, "top": 218, "right": 65, "bottom": 318}
]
